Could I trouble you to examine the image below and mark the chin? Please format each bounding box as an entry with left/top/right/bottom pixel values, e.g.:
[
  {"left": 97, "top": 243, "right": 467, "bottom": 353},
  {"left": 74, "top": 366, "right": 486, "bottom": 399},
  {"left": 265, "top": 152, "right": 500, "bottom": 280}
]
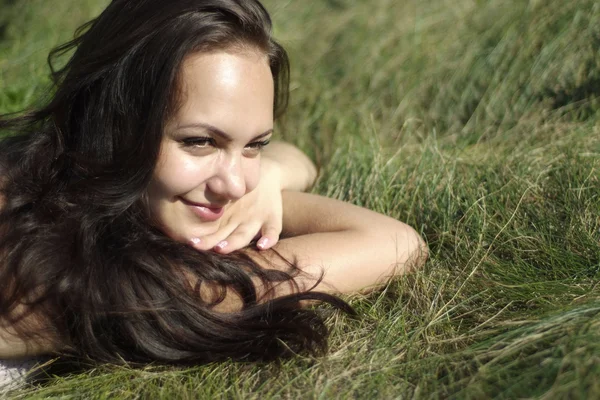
[{"left": 174, "top": 223, "right": 220, "bottom": 241}]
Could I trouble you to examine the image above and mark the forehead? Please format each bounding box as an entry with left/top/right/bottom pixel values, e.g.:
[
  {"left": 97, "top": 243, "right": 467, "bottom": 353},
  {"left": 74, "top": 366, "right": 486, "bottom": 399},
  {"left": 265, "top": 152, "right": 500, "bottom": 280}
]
[
  {"left": 178, "top": 49, "right": 273, "bottom": 102},
  {"left": 170, "top": 50, "right": 275, "bottom": 134}
]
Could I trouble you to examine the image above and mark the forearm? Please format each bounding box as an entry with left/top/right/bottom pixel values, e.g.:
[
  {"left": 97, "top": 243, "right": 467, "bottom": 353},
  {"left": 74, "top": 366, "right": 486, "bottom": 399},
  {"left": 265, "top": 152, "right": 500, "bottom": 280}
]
[
  {"left": 262, "top": 141, "right": 317, "bottom": 192},
  {"left": 253, "top": 192, "right": 427, "bottom": 294}
]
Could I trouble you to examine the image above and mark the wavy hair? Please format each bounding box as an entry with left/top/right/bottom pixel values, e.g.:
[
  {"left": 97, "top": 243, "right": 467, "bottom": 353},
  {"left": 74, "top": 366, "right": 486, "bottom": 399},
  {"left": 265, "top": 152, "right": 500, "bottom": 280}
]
[{"left": 0, "top": 0, "right": 351, "bottom": 365}]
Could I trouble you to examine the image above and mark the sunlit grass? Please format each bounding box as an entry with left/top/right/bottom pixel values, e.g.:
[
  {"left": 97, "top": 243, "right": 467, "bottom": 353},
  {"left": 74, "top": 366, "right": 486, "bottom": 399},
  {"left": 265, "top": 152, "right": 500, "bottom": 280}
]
[{"left": 1, "top": 0, "right": 599, "bottom": 398}]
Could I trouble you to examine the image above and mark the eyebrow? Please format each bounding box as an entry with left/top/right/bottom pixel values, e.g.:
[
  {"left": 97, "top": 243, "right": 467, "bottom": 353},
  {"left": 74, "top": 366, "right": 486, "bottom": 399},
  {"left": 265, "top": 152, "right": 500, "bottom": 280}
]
[{"left": 176, "top": 122, "right": 274, "bottom": 141}]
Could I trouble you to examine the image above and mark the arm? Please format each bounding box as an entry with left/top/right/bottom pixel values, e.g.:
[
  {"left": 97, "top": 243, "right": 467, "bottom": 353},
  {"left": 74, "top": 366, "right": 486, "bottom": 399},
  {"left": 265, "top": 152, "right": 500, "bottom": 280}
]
[
  {"left": 261, "top": 140, "right": 317, "bottom": 192},
  {"left": 254, "top": 191, "right": 428, "bottom": 295}
]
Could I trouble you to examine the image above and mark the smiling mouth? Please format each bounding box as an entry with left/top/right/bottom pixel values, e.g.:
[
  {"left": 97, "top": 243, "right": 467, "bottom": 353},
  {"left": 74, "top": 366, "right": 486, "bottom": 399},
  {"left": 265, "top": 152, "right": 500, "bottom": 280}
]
[{"left": 179, "top": 197, "right": 225, "bottom": 221}]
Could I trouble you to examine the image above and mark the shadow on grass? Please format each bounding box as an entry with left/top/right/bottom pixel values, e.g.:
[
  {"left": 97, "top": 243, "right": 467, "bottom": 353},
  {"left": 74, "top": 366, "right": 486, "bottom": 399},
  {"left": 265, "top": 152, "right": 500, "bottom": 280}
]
[{"left": 0, "top": 0, "right": 18, "bottom": 41}]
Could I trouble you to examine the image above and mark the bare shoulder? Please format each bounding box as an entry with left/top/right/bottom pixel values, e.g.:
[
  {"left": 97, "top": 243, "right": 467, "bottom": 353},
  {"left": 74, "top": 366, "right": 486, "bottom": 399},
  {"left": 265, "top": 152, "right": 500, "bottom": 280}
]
[
  {"left": 0, "top": 142, "right": 48, "bottom": 358},
  {"left": 0, "top": 307, "right": 59, "bottom": 359},
  {"left": 0, "top": 326, "right": 37, "bottom": 359}
]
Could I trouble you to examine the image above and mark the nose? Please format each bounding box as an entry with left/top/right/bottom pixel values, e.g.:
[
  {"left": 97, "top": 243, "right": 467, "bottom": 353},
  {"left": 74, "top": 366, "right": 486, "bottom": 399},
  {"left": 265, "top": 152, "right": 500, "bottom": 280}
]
[{"left": 207, "top": 152, "right": 247, "bottom": 201}]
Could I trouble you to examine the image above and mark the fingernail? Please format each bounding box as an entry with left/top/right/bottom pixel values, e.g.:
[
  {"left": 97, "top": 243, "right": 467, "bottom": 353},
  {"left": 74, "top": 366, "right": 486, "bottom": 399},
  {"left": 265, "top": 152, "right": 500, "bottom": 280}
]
[
  {"left": 215, "top": 241, "right": 228, "bottom": 250},
  {"left": 190, "top": 238, "right": 201, "bottom": 246},
  {"left": 257, "top": 238, "right": 269, "bottom": 249}
]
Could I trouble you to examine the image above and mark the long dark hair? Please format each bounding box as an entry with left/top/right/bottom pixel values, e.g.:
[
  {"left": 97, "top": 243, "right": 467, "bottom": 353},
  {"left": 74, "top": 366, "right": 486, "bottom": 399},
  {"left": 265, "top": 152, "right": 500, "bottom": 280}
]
[{"left": 0, "top": 0, "right": 351, "bottom": 365}]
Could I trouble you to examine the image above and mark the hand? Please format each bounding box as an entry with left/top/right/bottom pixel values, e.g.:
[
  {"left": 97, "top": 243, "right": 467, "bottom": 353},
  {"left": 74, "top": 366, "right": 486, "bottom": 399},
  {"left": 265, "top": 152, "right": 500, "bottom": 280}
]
[{"left": 189, "top": 158, "right": 283, "bottom": 254}]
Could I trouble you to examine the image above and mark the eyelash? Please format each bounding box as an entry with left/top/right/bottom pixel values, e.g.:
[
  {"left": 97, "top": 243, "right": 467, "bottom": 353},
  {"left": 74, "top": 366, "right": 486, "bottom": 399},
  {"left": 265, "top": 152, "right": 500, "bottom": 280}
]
[
  {"left": 181, "top": 137, "right": 214, "bottom": 148},
  {"left": 246, "top": 138, "right": 271, "bottom": 150},
  {"left": 180, "top": 137, "right": 271, "bottom": 150}
]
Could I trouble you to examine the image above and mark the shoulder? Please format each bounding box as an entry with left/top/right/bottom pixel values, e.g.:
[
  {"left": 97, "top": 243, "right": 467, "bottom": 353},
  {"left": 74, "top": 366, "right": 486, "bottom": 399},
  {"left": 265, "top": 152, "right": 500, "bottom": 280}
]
[{"left": 0, "top": 312, "right": 59, "bottom": 359}]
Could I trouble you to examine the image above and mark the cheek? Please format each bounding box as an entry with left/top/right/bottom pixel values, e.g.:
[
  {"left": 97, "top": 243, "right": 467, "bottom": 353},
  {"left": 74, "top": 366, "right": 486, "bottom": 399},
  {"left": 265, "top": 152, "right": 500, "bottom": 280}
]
[{"left": 152, "top": 149, "right": 212, "bottom": 196}]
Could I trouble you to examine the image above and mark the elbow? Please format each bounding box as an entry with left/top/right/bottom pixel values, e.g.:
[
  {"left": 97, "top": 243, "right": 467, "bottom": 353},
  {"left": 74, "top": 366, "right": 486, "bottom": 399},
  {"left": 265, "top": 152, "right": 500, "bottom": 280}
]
[
  {"left": 395, "top": 225, "right": 429, "bottom": 274},
  {"left": 289, "top": 142, "right": 317, "bottom": 190},
  {"left": 411, "top": 229, "right": 429, "bottom": 270},
  {"left": 295, "top": 145, "right": 317, "bottom": 190},
  {"left": 305, "top": 159, "right": 318, "bottom": 189}
]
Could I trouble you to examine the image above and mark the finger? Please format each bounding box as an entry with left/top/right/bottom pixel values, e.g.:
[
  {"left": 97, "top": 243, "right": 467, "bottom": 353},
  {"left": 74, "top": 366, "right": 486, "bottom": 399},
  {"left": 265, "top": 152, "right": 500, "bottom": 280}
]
[
  {"left": 189, "top": 224, "right": 237, "bottom": 252},
  {"left": 256, "top": 224, "right": 282, "bottom": 251},
  {"left": 214, "top": 224, "right": 262, "bottom": 255}
]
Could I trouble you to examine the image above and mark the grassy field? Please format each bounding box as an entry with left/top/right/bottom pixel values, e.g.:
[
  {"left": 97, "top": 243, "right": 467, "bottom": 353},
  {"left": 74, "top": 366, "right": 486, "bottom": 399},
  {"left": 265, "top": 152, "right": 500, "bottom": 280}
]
[{"left": 1, "top": 0, "right": 599, "bottom": 398}]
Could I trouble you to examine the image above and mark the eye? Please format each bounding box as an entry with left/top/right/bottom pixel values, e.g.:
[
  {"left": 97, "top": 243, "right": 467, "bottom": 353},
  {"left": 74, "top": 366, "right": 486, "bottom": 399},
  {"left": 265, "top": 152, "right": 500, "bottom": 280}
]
[
  {"left": 245, "top": 138, "right": 271, "bottom": 150},
  {"left": 180, "top": 136, "right": 215, "bottom": 148},
  {"left": 243, "top": 138, "right": 271, "bottom": 158}
]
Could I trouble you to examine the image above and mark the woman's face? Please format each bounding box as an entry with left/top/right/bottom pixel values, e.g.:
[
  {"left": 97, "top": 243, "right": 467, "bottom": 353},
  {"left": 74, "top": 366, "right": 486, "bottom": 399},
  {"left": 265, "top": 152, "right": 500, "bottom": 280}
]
[{"left": 147, "top": 49, "right": 275, "bottom": 242}]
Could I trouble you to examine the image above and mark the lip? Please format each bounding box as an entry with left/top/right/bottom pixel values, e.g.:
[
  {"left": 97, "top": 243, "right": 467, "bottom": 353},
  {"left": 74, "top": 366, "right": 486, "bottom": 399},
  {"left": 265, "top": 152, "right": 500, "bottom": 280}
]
[{"left": 179, "top": 197, "right": 225, "bottom": 222}]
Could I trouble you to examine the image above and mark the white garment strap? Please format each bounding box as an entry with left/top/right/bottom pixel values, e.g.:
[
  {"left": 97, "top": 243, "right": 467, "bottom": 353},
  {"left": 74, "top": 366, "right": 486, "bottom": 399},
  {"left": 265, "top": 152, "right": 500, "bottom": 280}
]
[{"left": 0, "top": 358, "right": 43, "bottom": 395}]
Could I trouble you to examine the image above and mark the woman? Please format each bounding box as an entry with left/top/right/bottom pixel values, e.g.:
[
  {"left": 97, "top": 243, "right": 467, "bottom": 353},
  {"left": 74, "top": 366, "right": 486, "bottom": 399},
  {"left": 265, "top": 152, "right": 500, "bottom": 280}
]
[{"left": 0, "top": 0, "right": 426, "bottom": 372}]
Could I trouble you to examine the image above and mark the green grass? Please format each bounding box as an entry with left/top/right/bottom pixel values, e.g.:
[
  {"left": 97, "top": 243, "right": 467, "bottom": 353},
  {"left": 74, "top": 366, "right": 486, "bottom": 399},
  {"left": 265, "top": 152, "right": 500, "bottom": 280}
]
[{"left": 1, "top": 0, "right": 599, "bottom": 398}]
